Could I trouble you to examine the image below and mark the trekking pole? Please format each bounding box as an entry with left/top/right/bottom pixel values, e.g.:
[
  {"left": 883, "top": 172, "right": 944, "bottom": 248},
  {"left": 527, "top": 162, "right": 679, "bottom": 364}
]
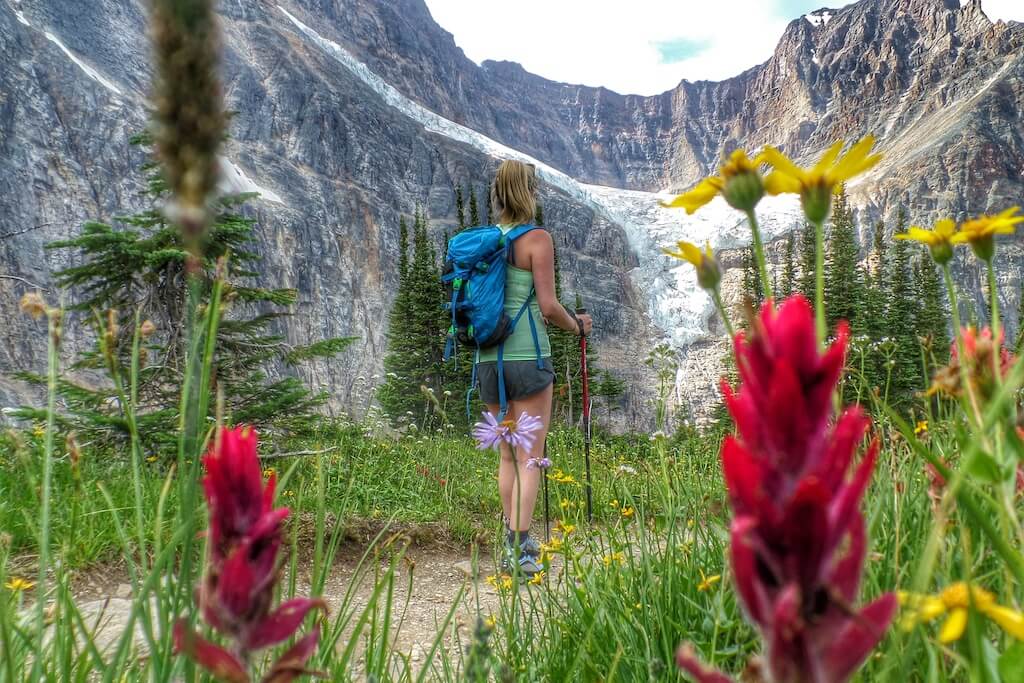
[
  {"left": 542, "top": 438, "right": 550, "bottom": 542},
  {"left": 577, "top": 306, "right": 594, "bottom": 524}
]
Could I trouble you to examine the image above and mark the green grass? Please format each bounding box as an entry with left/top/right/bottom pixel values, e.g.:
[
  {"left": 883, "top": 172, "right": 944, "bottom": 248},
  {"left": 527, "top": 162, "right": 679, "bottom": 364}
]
[{"left": 5, "top": 414, "right": 1020, "bottom": 681}]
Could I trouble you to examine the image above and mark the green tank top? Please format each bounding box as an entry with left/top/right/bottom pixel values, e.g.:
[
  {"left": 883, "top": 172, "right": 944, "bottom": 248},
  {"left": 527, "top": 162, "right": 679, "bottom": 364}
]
[{"left": 477, "top": 226, "right": 552, "bottom": 362}]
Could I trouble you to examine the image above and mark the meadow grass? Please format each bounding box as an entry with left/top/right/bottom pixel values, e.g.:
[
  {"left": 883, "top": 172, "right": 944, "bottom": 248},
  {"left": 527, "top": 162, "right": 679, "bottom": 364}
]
[{"left": 5, "top": 406, "right": 1018, "bottom": 681}]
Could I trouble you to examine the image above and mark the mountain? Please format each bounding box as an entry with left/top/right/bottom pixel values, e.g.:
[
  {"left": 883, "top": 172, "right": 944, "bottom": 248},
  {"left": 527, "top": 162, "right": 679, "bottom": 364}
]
[{"left": 1, "top": 0, "right": 1022, "bottom": 428}]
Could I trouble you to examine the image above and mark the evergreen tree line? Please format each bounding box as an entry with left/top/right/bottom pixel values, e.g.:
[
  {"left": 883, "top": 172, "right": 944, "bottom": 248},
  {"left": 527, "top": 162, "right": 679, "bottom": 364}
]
[
  {"left": 16, "top": 133, "right": 353, "bottom": 456},
  {"left": 741, "top": 188, "right": 950, "bottom": 408},
  {"left": 378, "top": 185, "right": 625, "bottom": 430}
]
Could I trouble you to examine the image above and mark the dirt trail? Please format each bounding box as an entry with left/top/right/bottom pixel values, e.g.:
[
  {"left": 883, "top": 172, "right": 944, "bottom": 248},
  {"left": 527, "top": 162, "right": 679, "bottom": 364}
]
[{"left": 67, "top": 534, "right": 559, "bottom": 673}]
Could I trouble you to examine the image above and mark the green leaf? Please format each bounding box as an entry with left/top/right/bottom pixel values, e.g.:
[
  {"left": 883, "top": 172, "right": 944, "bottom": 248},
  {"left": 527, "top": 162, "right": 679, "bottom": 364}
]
[
  {"left": 999, "top": 642, "right": 1024, "bottom": 683},
  {"left": 966, "top": 449, "right": 1003, "bottom": 483}
]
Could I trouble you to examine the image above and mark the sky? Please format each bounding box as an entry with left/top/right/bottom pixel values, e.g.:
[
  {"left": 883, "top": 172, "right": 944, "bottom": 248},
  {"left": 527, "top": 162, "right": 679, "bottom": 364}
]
[{"left": 423, "top": 0, "right": 1024, "bottom": 95}]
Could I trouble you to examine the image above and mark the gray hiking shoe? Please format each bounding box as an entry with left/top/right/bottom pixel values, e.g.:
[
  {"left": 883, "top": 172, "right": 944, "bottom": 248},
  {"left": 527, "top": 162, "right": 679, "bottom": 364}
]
[{"left": 500, "top": 537, "right": 543, "bottom": 580}]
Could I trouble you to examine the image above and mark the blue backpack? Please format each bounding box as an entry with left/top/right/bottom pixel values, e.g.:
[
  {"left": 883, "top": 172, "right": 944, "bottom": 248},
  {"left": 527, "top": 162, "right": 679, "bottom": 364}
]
[{"left": 442, "top": 224, "right": 544, "bottom": 417}]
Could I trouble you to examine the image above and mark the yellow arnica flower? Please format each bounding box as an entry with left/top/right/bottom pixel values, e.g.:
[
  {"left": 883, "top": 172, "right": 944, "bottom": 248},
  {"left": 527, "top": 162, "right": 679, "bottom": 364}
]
[
  {"left": 662, "top": 240, "right": 722, "bottom": 290},
  {"left": 485, "top": 574, "right": 514, "bottom": 591},
  {"left": 896, "top": 218, "right": 957, "bottom": 265},
  {"left": 540, "top": 537, "right": 563, "bottom": 554},
  {"left": 899, "top": 582, "right": 1024, "bottom": 644},
  {"left": 763, "top": 136, "right": 882, "bottom": 224},
  {"left": 528, "top": 571, "right": 546, "bottom": 586},
  {"left": 661, "top": 149, "right": 767, "bottom": 214},
  {"left": 602, "top": 552, "right": 626, "bottom": 567},
  {"left": 555, "top": 521, "right": 575, "bottom": 536},
  {"left": 914, "top": 420, "right": 928, "bottom": 436},
  {"left": 697, "top": 570, "right": 721, "bottom": 592},
  {"left": 5, "top": 577, "right": 34, "bottom": 592},
  {"left": 951, "top": 206, "right": 1023, "bottom": 261},
  {"left": 621, "top": 506, "right": 635, "bottom": 518}
]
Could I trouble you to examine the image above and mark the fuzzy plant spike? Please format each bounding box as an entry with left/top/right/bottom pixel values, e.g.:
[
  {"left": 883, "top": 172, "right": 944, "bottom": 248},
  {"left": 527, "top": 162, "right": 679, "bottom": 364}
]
[{"left": 150, "top": 0, "right": 226, "bottom": 254}]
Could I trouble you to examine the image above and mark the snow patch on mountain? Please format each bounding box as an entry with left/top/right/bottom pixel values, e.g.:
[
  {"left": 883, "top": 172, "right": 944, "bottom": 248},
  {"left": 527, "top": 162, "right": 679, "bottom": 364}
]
[
  {"left": 805, "top": 10, "right": 834, "bottom": 27},
  {"left": 43, "top": 31, "right": 122, "bottom": 95},
  {"left": 277, "top": 4, "right": 800, "bottom": 348},
  {"left": 219, "top": 158, "right": 285, "bottom": 204}
]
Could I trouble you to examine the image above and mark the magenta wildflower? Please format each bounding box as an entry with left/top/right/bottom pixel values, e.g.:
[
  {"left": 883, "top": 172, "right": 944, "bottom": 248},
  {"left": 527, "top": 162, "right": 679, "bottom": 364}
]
[
  {"left": 174, "top": 426, "right": 325, "bottom": 681},
  {"left": 472, "top": 411, "right": 543, "bottom": 452},
  {"left": 678, "top": 296, "right": 896, "bottom": 683}
]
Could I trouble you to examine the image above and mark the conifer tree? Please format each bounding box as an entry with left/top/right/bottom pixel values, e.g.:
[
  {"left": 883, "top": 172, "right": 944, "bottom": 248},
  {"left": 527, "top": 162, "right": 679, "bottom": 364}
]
[
  {"left": 862, "top": 220, "right": 888, "bottom": 340},
  {"left": 593, "top": 369, "right": 627, "bottom": 427},
  {"left": 741, "top": 245, "right": 764, "bottom": 309},
  {"left": 884, "top": 209, "right": 921, "bottom": 406},
  {"left": 535, "top": 202, "right": 544, "bottom": 227},
  {"left": 398, "top": 216, "right": 410, "bottom": 282},
  {"left": 823, "top": 187, "right": 864, "bottom": 333},
  {"left": 455, "top": 186, "right": 466, "bottom": 230},
  {"left": 1016, "top": 289, "right": 1024, "bottom": 352},
  {"left": 485, "top": 187, "right": 493, "bottom": 224},
  {"left": 34, "top": 133, "right": 352, "bottom": 453},
  {"left": 797, "top": 220, "right": 817, "bottom": 300},
  {"left": 780, "top": 232, "right": 796, "bottom": 297},
  {"left": 549, "top": 242, "right": 583, "bottom": 424},
  {"left": 469, "top": 187, "right": 480, "bottom": 226},
  {"left": 856, "top": 219, "right": 891, "bottom": 396},
  {"left": 915, "top": 255, "right": 949, "bottom": 364},
  {"left": 378, "top": 209, "right": 449, "bottom": 426}
]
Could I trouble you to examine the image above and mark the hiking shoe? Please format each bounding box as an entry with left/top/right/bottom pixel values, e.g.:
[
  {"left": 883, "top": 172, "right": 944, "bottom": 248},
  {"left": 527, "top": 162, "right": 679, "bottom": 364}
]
[
  {"left": 500, "top": 538, "right": 543, "bottom": 580},
  {"left": 515, "top": 551, "right": 543, "bottom": 581}
]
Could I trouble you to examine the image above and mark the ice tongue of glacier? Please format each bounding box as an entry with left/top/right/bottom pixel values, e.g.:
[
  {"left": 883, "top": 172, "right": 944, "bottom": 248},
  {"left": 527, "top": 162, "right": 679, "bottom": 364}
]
[{"left": 277, "top": 5, "right": 803, "bottom": 351}]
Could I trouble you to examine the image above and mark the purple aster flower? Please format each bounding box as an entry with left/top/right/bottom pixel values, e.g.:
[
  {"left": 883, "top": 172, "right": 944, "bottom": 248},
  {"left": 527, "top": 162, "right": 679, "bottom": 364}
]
[
  {"left": 526, "top": 457, "right": 552, "bottom": 470},
  {"left": 472, "top": 411, "right": 544, "bottom": 452},
  {"left": 472, "top": 411, "right": 507, "bottom": 450}
]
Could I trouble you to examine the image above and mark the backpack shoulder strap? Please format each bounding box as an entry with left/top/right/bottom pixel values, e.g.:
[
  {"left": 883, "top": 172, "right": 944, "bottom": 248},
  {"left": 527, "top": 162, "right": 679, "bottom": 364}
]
[
  {"left": 504, "top": 224, "right": 539, "bottom": 243},
  {"left": 504, "top": 224, "right": 541, "bottom": 265}
]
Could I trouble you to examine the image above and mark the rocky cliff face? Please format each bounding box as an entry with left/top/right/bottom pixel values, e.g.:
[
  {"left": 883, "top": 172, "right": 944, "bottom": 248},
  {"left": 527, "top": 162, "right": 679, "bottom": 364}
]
[
  {"left": 316, "top": 0, "right": 1024, "bottom": 204},
  {"left": 0, "top": 0, "right": 659, "bottom": 426},
  {"left": 1, "top": 0, "right": 1021, "bottom": 429}
]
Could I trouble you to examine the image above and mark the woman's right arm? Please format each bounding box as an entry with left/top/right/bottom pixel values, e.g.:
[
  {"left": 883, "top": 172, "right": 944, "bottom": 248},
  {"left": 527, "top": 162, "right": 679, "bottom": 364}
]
[{"left": 529, "top": 231, "right": 593, "bottom": 336}]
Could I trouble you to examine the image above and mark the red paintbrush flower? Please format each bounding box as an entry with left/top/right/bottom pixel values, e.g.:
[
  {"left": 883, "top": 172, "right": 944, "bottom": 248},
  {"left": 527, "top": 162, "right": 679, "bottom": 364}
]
[
  {"left": 679, "top": 296, "right": 896, "bottom": 683},
  {"left": 175, "top": 426, "right": 325, "bottom": 681},
  {"left": 930, "top": 326, "right": 1015, "bottom": 400}
]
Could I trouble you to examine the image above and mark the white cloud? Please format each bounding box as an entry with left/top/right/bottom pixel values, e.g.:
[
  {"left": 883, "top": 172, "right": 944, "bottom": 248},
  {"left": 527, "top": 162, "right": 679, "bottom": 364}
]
[
  {"left": 980, "top": 0, "right": 1024, "bottom": 23},
  {"left": 423, "top": 0, "right": 1024, "bottom": 96}
]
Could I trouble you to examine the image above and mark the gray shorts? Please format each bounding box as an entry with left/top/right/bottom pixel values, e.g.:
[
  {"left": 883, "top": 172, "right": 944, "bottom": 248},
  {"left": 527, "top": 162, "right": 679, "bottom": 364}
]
[{"left": 476, "top": 358, "right": 555, "bottom": 405}]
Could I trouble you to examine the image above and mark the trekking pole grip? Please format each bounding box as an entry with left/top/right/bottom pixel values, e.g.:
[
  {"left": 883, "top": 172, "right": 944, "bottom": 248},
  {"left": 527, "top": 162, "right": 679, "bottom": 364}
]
[{"left": 575, "top": 307, "right": 587, "bottom": 338}]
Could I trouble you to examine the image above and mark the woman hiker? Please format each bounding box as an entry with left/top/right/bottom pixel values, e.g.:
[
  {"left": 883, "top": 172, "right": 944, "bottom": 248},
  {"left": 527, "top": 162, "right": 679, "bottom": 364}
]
[{"left": 476, "top": 160, "right": 593, "bottom": 578}]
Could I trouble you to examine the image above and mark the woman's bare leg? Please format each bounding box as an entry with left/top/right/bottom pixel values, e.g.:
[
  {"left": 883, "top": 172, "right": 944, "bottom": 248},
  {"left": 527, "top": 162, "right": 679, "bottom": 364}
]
[
  {"left": 488, "top": 402, "right": 515, "bottom": 523},
  {"left": 506, "top": 383, "right": 553, "bottom": 534}
]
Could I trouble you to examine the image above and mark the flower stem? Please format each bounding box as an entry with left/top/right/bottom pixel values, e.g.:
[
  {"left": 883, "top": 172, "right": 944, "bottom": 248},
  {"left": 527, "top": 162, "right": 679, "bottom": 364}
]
[
  {"left": 711, "top": 288, "right": 736, "bottom": 339},
  {"left": 987, "top": 259, "right": 1004, "bottom": 386},
  {"left": 31, "top": 311, "right": 60, "bottom": 678},
  {"left": 987, "top": 259, "right": 1001, "bottom": 338},
  {"left": 944, "top": 264, "right": 984, "bottom": 428},
  {"left": 813, "top": 218, "right": 826, "bottom": 346},
  {"left": 745, "top": 209, "right": 773, "bottom": 302}
]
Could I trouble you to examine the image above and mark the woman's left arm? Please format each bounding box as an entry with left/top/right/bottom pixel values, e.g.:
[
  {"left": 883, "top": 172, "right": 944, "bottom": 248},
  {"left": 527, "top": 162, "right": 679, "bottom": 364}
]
[{"left": 530, "top": 231, "right": 590, "bottom": 335}]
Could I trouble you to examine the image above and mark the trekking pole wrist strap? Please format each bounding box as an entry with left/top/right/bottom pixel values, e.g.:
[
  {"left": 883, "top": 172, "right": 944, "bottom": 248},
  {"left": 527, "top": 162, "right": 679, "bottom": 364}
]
[{"left": 568, "top": 309, "right": 582, "bottom": 336}]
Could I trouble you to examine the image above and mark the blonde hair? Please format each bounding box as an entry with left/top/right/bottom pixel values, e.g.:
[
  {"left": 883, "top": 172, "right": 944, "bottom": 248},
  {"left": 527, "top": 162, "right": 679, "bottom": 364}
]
[{"left": 491, "top": 160, "right": 537, "bottom": 226}]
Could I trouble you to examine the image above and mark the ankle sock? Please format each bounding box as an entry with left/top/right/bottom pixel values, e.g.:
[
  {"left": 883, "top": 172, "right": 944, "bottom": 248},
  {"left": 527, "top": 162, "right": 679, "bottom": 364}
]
[{"left": 507, "top": 529, "right": 530, "bottom": 548}]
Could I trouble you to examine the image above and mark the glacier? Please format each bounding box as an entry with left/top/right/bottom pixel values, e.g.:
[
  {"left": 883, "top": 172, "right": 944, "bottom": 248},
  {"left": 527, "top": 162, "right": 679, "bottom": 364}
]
[
  {"left": 278, "top": 5, "right": 804, "bottom": 352},
  {"left": 219, "top": 158, "right": 285, "bottom": 204},
  {"left": 43, "top": 31, "right": 123, "bottom": 96}
]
